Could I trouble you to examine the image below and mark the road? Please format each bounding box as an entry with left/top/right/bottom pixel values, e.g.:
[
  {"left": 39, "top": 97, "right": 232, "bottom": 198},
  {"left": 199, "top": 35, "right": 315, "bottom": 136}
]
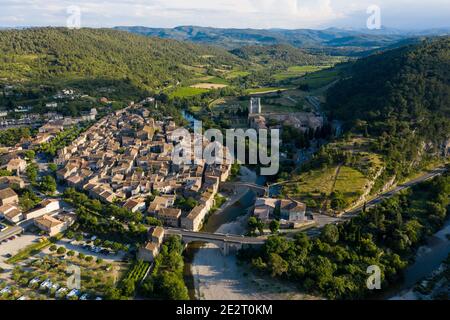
[
  {"left": 165, "top": 228, "right": 265, "bottom": 245},
  {"left": 343, "top": 167, "right": 447, "bottom": 219}
]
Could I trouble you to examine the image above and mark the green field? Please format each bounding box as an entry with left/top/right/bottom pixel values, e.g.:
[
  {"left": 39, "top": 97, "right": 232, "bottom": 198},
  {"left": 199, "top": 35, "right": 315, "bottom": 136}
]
[
  {"left": 225, "top": 70, "right": 250, "bottom": 79},
  {"left": 273, "top": 65, "right": 331, "bottom": 81},
  {"left": 246, "top": 87, "right": 289, "bottom": 95},
  {"left": 192, "top": 76, "right": 229, "bottom": 85},
  {"left": 283, "top": 165, "right": 369, "bottom": 210},
  {"left": 169, "top": 86, "right": 210, "bottom": 98},
  {"left": 282, "top": 136, "right": 384, "bottom": 211},
  {"left": 333, "top": 166, "right": 368, "bottom": 204},
  {"left": 296, "top": 67, "right": 341, "bottom": 89}
]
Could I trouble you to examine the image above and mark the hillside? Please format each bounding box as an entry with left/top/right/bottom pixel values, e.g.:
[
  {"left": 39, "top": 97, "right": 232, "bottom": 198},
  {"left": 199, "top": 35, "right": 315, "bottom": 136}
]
[
  {"left": 230, "top": 44, "right": 330, "bottom": 66},
  {"left": 0, "top": 27, "right": 247, "bottom": 91},
  {"left": 326, "top": 37, "right": 450, "bottom": 179},
  {"left": 114, "top": 25, "right": 443, "bottom": 53}
]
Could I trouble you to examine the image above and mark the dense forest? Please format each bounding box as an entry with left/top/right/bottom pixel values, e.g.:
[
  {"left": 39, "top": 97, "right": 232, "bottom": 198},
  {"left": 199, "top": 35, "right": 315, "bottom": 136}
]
[
  {"left": 0, "top": 28, "right": 247, "bottom": 90},
  {"left": 325, "top": 37, "right": 450, "bottom": 180},
  {"left": 240, "top": 173, "right": 450, "bottom": 299}
]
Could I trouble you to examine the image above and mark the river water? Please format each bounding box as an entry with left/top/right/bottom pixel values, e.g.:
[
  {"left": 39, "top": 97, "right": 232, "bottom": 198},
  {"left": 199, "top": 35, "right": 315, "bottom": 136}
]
[{"left": 384, "top": 219, "right": 450, "bottom": 299}]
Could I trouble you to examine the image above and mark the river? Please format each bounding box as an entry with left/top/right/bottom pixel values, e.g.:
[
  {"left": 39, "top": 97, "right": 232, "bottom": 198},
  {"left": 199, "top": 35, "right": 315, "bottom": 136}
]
[{"left": 385, "top": 219, "right": 450, "bottom": 299}]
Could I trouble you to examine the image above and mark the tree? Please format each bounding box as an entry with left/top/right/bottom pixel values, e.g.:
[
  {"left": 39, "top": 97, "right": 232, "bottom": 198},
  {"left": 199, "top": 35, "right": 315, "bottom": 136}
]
[
  {"left": 0, "top": 169, "right": 12, "bottom": 177},
  {"left": 146, "top": 216, "right": 162, "bottom": 226},
  {"left": 23, "top": 150, "right": 35, "bottom": 161},
  {"left": 330, "top": 191, "right": 347, "bottom": 210},
  {"left": 269, "top": 220, "right": 280, "bottom": 234},
  {"left": 48, "top": 163, "right": 58, "bottom": 172},
  {"left": 26, "top": 164, "right": 38, "bottom": 184},
  {"left": 40, "top": 175, "right": 57, "bottom": 194},
  {"left": 120, "top": 278, "right": 136, "bottom": 297},
  {"left": 268, "top": 253, "right": 288, "bottom": 277},
  {"left": 247, "top": 217, "right": 258, "bottom": 235},
  {"left": 321, "top": 224, "right": 340, "bottom": 244},
  {"left": 157, "top": 272, "right": 189, "bottom": 300},
  {"left": 56, "top": 247, "right": 66, "bottom": 255},
  {"left": 49, "top": 245, "right": 57, "bottom": 252},
  {"left": 256, "top": 219, "right": 265, "bottom": 235}
]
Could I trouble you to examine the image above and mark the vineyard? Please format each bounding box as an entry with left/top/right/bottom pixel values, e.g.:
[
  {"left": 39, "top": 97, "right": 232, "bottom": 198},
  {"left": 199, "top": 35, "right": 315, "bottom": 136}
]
[
  {"left": 124, "top": 260, "right": 150, "bottom": 284},
  {"left": 123, "top": 260, "right": 151, "bottom": 285}
]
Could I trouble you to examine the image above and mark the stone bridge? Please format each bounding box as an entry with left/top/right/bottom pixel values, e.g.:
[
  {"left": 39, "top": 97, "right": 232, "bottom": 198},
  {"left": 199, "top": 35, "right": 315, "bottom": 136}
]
[
  {"left": 164, "top": 228, "right": 265, "bottom": 256},
  {"left": 220, "top": 182, "right": 268, "bottom": 196}
]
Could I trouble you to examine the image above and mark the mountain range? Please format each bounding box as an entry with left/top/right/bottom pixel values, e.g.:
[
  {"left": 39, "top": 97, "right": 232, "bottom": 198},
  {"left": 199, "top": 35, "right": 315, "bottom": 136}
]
[{"left": 114, "top": 25, "right": 450, "bottom": 53}]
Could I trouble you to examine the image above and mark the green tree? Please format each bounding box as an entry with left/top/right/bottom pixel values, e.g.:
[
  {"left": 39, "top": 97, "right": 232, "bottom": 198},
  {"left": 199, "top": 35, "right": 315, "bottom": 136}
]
[
  {"left": 268, "top": 253, "right": 288, "bottom": 277},
  {"left": 247, "top": 217, "right": 258, "bottom": 235},
  {"left": 321, "top": 224, "right": 339, "bottom": 244},
  {"left": 40, "top": 175, "right": 57, "bottom": 194},
  {"left": 269, "top": 220, "right": 280, "bottom": 234}
]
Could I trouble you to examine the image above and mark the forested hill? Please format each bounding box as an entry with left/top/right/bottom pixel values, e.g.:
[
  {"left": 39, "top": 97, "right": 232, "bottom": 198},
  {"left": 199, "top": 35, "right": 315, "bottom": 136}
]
[
  {"left": 326, "top": 37, "right": 450, "bottom": 178},
  {"left": 0, "top": 28, "right": 246, "bottom": 89},
  {"left": 115, "top": 25, "right": 436, "bottom": 52}
]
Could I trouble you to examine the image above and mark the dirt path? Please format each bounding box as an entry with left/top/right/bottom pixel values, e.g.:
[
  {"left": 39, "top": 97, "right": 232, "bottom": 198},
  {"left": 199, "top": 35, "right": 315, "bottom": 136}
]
[{"left": 330, "top": 164, "right": 343, "bottom": 193}]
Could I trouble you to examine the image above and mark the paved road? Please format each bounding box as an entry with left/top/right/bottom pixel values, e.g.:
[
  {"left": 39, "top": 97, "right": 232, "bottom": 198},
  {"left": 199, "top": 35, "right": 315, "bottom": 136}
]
[
  {"left": 165, "top": 228, "right": 265, "bottom": 245},
  {"left": 343, "top": 167, "right": 447, "bottom": 219},
  {"left": 0, "top": 225, "right": 23, "bottom": 242}
]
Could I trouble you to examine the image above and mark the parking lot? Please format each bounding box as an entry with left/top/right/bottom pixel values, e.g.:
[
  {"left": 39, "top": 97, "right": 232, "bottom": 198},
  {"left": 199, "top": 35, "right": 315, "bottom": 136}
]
[
  {"left": 0, "top": 233, "right": 41, "bottom": 272},
  {"left": 44, "top": 238, "right": 126, "bottom": 263}
]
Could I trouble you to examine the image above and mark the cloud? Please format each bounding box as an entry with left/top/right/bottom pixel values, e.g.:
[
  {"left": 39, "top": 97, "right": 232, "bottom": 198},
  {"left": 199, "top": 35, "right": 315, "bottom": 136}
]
[{"left": 0, "top": 0, "right": 448, "bottom": 29}]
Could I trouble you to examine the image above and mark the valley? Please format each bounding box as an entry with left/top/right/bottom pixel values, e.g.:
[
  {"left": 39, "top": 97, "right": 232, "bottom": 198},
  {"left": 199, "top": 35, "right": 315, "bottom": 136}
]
[{"left": 0, "top": 27, "right": 448, "bottom": 302}]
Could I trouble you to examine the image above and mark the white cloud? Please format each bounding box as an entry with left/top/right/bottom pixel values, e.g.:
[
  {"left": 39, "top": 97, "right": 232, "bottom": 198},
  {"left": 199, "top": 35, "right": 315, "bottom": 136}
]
[{"left": 0, "top": 0, "right": 448, "bottom": 29}]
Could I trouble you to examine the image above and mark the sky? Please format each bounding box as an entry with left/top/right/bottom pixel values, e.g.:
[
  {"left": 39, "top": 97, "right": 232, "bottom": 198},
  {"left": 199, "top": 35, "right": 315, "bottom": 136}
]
[{"left": 0, "top": 0, "right": 449, "bottom": 30}]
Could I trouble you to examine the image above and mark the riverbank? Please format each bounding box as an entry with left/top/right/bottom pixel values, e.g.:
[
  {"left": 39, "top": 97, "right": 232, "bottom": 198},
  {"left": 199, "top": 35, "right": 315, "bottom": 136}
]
[
  {"left": 187, "top": 167, "right": 317, "bottom": 300},
  {"left": 190, "top": 214, "right": 317, "bottom": 300},
  {"left": 388, "top": 219, "right": 450, "bottom": 300}
]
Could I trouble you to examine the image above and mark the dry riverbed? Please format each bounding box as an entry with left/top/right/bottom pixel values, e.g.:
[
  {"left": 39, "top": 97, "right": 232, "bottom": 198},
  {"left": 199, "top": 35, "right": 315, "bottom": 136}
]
[{"left": 190, "top": 215, "right": 317, "bottom": 300}]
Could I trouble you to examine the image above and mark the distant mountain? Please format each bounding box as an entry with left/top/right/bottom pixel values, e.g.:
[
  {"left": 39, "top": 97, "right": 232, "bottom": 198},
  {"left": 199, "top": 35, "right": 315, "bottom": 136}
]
[{"left": 114, "top": 25, "right": 449, "bottom": 53}]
